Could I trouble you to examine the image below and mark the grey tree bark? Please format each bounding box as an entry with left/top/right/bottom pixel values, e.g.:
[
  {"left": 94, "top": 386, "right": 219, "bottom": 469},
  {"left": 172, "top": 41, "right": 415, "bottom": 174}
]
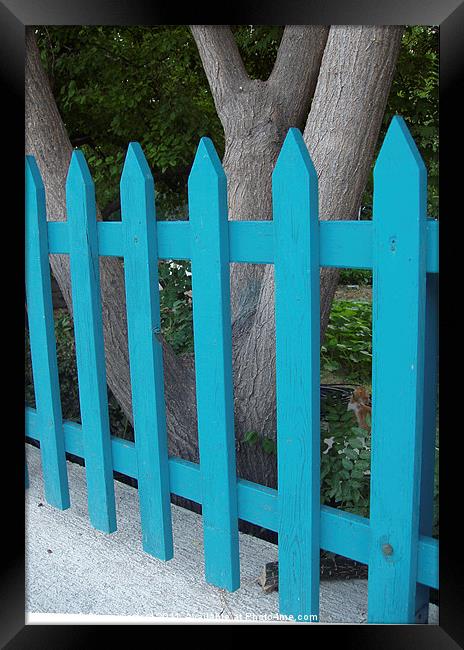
[
  {"left": 191, "top": 25, "right": 403, "bottom": 484},
  {"left": 26, "top": 25, "right": 402, "bottom": 490}
]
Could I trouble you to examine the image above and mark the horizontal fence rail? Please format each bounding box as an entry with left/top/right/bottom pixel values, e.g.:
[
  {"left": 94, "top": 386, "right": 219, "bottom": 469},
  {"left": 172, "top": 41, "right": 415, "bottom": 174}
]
[
  {"left": 25, "top": 407, "right": 439, "bottom": 591},
  {"left": 25, "top": 116, "right": 439, "bottom": 623},
  {"left": 45, "top": 218, "right": 439, "bottom": 272}
]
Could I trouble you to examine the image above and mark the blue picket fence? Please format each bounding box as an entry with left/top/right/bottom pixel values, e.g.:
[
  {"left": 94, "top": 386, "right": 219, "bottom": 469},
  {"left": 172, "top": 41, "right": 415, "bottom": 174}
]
[{"left": 25, "top": 116, "right": 439, "bottom": 623}]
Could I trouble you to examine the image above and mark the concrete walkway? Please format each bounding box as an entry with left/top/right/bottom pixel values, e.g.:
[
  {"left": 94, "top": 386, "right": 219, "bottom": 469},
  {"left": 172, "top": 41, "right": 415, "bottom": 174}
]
[{"left": 25, "top": 444, "right": 438, "bottom": 624}]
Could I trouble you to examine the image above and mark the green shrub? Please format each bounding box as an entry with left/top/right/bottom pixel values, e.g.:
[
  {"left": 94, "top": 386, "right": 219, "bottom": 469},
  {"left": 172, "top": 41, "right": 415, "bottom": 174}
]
[
  {"left": 244, "top": 395, "right": 372, "bottom": 518},
  {"left": 320, "top": 397, "right": 371, "bottom": 518},
  {"left": 159, "top": 260, "right": 193, "bottom": 354},
  {"left": 339, "top": 269, "right": 372, "bottom": 286},
  {"left": 321, "top": 300, "right": 372, "bottom": 383}
]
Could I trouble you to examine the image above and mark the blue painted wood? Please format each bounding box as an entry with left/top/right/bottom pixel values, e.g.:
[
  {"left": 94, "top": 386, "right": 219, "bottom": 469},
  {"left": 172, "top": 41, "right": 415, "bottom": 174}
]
[
  {"left": 416, "top": 535, "right": 439, "bottom": 590},
  {"left": 188, "top": 137, "right": 240, "bottom": 591},
  {"left": 368, "top": 116, "right": 427, "bottom": 623},
  {"left": 66, "top": 150, "right": 117, "bottom": 533},
  {"left": 46, "top": 217, "right": 439, "bottom": 273},
  {"left": 26, "top": 119, "right": 440, "bottom": 620},
  {"left": 273, "top": 128, "right": 320, "bottom": 619},
  {"left": 26, "top": 405, "right": 439, "bottom": 590},
  {"left": 120, "top": 142, "right": 173, "bottom": 560},
  {"left": 25, "top": 156, "right": 70, "bottom": 510},
  {"left": 415, "top": 270, "right": 439, "bottom": 622}
]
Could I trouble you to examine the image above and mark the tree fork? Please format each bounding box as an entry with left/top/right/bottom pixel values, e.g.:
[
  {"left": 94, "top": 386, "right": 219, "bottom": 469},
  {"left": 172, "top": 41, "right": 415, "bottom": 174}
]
[
  {"left": 27, "top": 25, "right": 403, "bottom": 493},
  {"left": 191, "top": 25, "right": 403, "bottom": 485}
]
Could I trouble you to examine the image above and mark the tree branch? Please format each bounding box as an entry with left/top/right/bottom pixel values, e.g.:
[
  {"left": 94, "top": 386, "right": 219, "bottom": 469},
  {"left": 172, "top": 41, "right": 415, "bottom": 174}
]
[
  {"left": 267, "top": 25, "right": 329, "bottom": 125},
  {"left": 189, "top": 25, "right": 250, "bottom": 110}
]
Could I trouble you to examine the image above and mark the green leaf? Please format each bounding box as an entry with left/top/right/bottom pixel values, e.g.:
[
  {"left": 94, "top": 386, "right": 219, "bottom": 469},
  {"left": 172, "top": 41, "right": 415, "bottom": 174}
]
[{"left": 262, "top": 437, "right": 276, "bottom": 455}]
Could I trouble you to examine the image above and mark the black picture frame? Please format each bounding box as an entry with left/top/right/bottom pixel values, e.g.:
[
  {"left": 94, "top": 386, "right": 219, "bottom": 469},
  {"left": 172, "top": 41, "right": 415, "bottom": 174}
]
[{"left": 2, "top": 1, "right": 461, "bottom": 646}]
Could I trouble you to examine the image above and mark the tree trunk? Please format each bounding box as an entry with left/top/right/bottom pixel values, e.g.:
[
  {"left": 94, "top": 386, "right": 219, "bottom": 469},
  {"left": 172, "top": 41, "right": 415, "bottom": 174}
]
[
  {"left": 191, "top": 25, "right": 403, "bottom": 486},
  {"left": 26, "top": 25, "right": 402, "bottom": 492},
  {"left": 190, "top": 26, "right": 329, "bottom": 320}
]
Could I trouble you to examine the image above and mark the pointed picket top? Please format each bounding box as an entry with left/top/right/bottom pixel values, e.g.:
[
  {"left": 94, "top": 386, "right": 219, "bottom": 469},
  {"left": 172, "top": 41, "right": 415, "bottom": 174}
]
[
  {"left": 374, "top": 115, "right": 426, "bottom": 181},
  {"left": 121, "top": 142, "right": 154, "bottom": 188},
  {"left": 120, "top": 142, "right": 155, "bottom": 225},
  {"left": 66, "top": 149, "right": 94, "bottom": 192},
  {"left": 66, "top": 150, "right": 97, "bottom": 227},
  {"left": 189, "top": 137, "right": 226, "bottom": 187},
  {"left": 26, "top": 156, "right": 47, "bottom": 227},
  {"left": 26, "top": 155, "right": 45, "bottom": 198},
  {"left": 273, "top": 127, "right": 317, "bottom": 186}
]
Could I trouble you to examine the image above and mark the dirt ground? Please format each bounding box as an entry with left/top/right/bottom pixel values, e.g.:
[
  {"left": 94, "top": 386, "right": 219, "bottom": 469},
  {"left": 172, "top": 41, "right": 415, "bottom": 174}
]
[{"left": 334, "top": 284, "right": 372, "bottom": 302}]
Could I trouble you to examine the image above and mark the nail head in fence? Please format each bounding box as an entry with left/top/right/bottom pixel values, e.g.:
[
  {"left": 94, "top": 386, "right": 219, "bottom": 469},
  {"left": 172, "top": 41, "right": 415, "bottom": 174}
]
[
  {"left": 66, "top": 150, "right": 117, "bottom": 533},
  {"left": 273, "top": 128, "right": 321, "bottom": 619},
  {"left": 25, "top": 156, "right": 70, "bottom": 510},
  {"left": 368, "top": 116, "right": 427, "bottom": 623},
  {"left": 188, "top": 137, "right": 240, "bottom": 591},
  {"left": 120, "top": 142, "right": 173, "bottom": 561}
]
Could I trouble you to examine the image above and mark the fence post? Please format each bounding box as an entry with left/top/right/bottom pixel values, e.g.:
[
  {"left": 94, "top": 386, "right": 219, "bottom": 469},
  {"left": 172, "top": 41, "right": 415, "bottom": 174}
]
[
  {"left": 415, "top": 270, "right": 438, "bottom": 622},
  {"left": 66, "top": 150, "right": 117, "bottom": 533},
  {"left": 25, "top": 156, "right": 70, "bottom": 509},
  {"left": 120, "top": 142, "right": 173, "bottom": 560},
  {"left": 188, "top": 138, "right": 240, "bottom": 591},
  {"left": 273, "top": 129, "right": 321, "bottom": 620},
  {"left": 368, "top": 116, "right": 427, "bottom": 623}
]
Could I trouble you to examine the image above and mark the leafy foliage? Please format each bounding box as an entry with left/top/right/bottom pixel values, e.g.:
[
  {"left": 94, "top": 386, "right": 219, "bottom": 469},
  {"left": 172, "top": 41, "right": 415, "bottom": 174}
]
[
  {"left": 362, "top": 26, "right": 439, "bottom": 217},
  {"left": 243, "top": 430, "right": 277, "bottom": 456},
  {"left": 321, "top": 300, "right": 372, "bottom": 382},
  {"left": 321, "top": 397, "right": 371, "bottom": 517},
  {"left": 338, "top": 269, "right": 372, "bottom": 286},
  {"left": 35, "top": 25, "right": 438, "bottom": 221},
  {"left": 232, "top": 26, "right": 284, "bottom": 80},
  {"left": 244, "top": 396, "right": 372, "bottom": 518},
  {"left": 34, "top": 26, "right": 224, "bottom": 218},
  {"left": 159, "top": 260, "right": 193, "bottom": 354}
]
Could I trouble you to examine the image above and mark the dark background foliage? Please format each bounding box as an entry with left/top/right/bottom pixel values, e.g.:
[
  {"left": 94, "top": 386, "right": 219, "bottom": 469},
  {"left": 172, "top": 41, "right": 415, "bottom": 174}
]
[{"left": 34, "top": 25, "right": 438, "bottom": 219}]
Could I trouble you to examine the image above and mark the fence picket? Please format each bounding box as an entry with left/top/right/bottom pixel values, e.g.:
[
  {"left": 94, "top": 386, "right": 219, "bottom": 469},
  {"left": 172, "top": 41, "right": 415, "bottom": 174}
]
[
  {"left": 273, "top": 129, "right": 321, "bottom": 619},
  {"left": 368, "top": 116, "right": 427, "bottom": 623},
  {"left": 24, "top": 116, "right": 440, "bottom": 623},
  {"left": 120, "top": 143, "right": 173, "bottom": 560},
  {"left": 188, "top": 138, "right": 240, "bottom": 591},
  {"left": 66, "top": 150, "right": 117, "bottom": 533},
  {"left": 25, "top": 156, "right": 70, "bottom": 509}
]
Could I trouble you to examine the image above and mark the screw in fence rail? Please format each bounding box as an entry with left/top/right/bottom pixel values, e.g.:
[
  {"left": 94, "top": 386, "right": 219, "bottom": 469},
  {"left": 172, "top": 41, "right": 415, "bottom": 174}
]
[
  {"left": 25, "top": 156, "right": 70, "bottom": 509},
  {"left": 120, "top": 143, "right": 173, "bottom": 560},
  {"left": 66, "top": 151, "right": 117, "bottom": 533},
  {"left": 367, "top": 116, "right": 427, "bottom": 623},
  {"left": 188, "top": 138, "right": 240, "bottom": 591},
  {"left": 272, "top": 129, "right": 321, "bottom": 620}
]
